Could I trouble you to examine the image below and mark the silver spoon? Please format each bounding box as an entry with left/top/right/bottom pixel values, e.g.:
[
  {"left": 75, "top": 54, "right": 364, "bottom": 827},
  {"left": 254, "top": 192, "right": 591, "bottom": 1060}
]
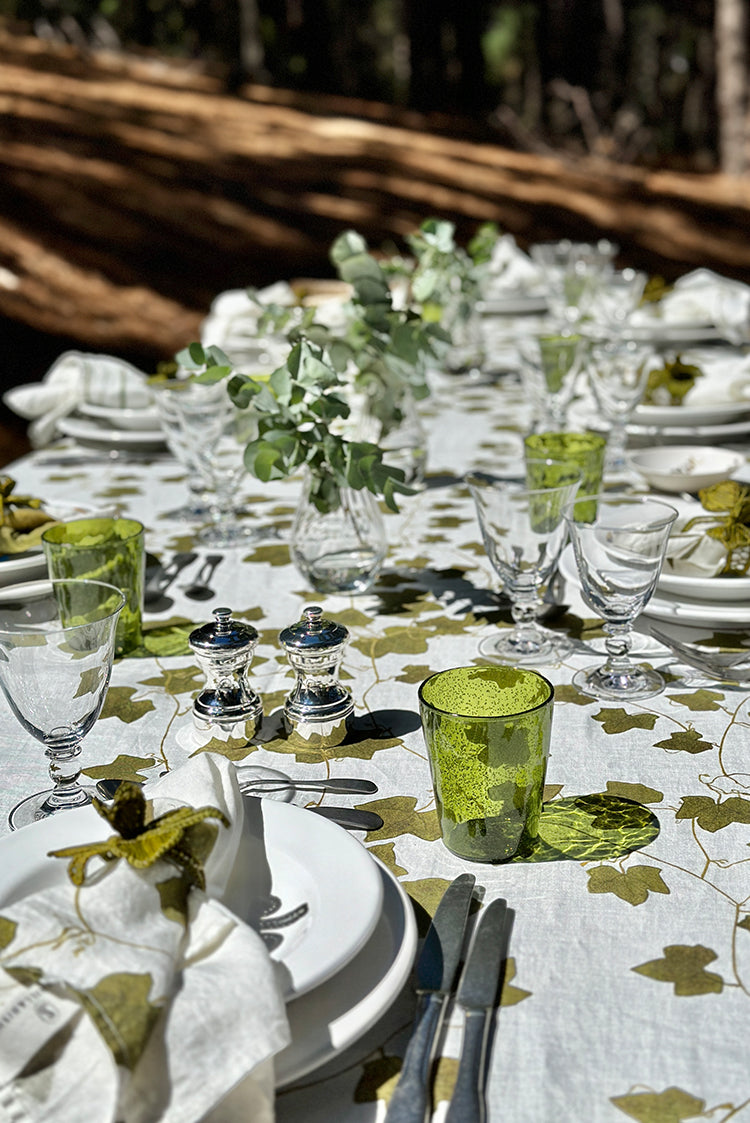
[{"left": 182, "top": 553, "right": 224, "bottom": 600}]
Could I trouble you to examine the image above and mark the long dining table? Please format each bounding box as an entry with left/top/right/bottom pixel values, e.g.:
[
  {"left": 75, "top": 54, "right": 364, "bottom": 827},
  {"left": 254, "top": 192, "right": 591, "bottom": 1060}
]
[{"left": 1, "top": 357, "right": 750, "bottom": 1123}]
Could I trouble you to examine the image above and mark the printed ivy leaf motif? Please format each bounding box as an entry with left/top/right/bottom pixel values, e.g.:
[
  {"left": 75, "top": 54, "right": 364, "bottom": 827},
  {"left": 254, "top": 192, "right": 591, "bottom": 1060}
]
[
  {"left": 141, "top": 622, "right": 195, "bottom": 658},
  {"left": 668, "top": 689, "right": 725, "bottom": 712},
  {"left": 190, "top": 736, "right": 256, "bottom": 762},
  {"left": 554, "top": 683, "right": 596, "bottom": 706},
  {"left": 402, "top": 877, "right": 476, "bottom": 937},
  {"left": 364, "top": 797, "right": 442, "bottom": 844},
  {"left": 542, "top": 783, "right": 564, "bottom": 801},
  {"left": 242, "top": 543, "right": 290, "bottom": 567},
  {"left": 156, "top": 875, "right": 190, "bottom": 927},
  {"left": 632, "top": 945, "right": 723, "bottom": 995},
  {"left": 74, "top": 667, "right": 104, "bottom": 699},
  {"left": 82, "top": 754, "right": 156, "bottom": 783},
  {"left": 71, "top": 972, "right": 162, "bottom": 1070},
  {"left": 676, "top": 795, "right": 750, "bottom": 832},
  {"left": 431, "top": 1057, "right": 460, "bottom": 1107},
  {"left": 99, "top": 687, "right": 156, "bottom": 724},
  {"left": 587, "top": 864, "right": 670, "bottom": 906},
  {"left": 353, "top": 1055, "right": 403, "bottom": 1105},
  {"left": 333, "top": 608, "right": 372, "bottom": 629},
  {"left": 737, "top": 916, "right": 750, "bottom": 933},
  {"left": 350, "top": 626, "right": 431, "bottom": 660},
  {"left": 610, "top": 1086, "right": 707, "bottom": 1122},
  {"left": 367, "top": 842, "right": 407, "bottom": 879},
  {"left": 512, "top": 794, "right": 659, "bottom": 863},
  {"left": 0, "top": 916, "right": 17, "bottom": 950},
  {"left": 605, "top": 781, "right": 663, "bottom": 805},
  {"left": 501, "top": 958, "right": 531, "bottom": 1007},
  {"left": 139, "top": 665, "right": 204, "bottom": 697},
  {"left": 593, "top": 709, "right": 659, "bottom": 735},
  {"left": 395, "top": 664, "right": 435, "bottom": 685},
  {"left": 653, "top": 729, "right": 714, "bottom": 754}
]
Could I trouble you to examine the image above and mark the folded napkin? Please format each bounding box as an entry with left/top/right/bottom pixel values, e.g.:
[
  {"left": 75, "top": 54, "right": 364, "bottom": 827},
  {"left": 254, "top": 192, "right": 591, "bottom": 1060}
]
[
  {"left": 482, "top": 234, "right": 544, "bottom": 296},
  {"left": 681, "top": 349, "right": 750, "bottom": 405},
  {"left": 3, "top": 352, "right": 153, "bottom": 448},
  {"left": 632, "top": 268, "right": 750, "bottom": 339},
  {"left": 665, "top": 515, "right": 729, "bottom": 577},
  {"left": 0, "top": 754, "right": 289, "bottom": 1123},
  {"left": 200, "top": 284, "right": 298, "bottom": 375}
]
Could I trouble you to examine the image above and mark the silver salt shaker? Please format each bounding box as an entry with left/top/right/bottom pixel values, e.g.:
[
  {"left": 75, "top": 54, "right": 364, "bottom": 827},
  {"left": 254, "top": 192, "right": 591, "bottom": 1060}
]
[
  {"left": 189, "top": 607, "right": 263, "bottom": 741},
  {"left": 279, "top": 605, "right": 354, "bottom": 748}
]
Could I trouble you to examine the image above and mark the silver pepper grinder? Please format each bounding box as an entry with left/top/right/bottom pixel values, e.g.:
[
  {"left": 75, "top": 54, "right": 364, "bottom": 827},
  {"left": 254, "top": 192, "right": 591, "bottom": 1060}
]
[
  {"left": 279, "top": 605, "right": 354, "bottom": 748},
  {"left": 189, "top": 607, "right": 264, "bottom": 741}
]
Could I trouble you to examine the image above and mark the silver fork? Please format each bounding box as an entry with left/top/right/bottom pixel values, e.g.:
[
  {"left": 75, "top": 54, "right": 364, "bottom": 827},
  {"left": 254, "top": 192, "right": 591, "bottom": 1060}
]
[{"left": 650, "top": 625, "right": 750, "bottom": 682}]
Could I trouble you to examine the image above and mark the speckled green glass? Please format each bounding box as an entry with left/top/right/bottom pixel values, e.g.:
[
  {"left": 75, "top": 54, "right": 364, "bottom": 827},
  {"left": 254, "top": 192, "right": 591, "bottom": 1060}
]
[
  {"left": 524, "top": 431, "right": 606, "bottom": 521},
  {"left": 419, "top": 665, "right": 554, "bottom": 862},
  {"left": 42, "top": 518, "right": 145, "bottom": 656}
]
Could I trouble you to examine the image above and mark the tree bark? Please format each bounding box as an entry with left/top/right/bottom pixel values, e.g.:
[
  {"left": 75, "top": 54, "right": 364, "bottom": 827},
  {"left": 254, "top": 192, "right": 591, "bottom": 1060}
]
[{"left": 715, "top": 0, "right": 749, "bottom": 175}]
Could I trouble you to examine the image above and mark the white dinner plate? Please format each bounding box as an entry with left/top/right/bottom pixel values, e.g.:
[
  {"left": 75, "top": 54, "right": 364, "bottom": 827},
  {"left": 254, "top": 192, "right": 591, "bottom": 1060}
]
[
  {"left": 58, "top": 416, "right": 167, "bottom": 452},
  {"left": 78, "top": 401, "right": 162, "bottom": 432},
  {"left": 277, "top": 857, "right": 417, "bottom": 1087},
  {"left": 479, "top": 294, "right": 548, "bottom": 315},
  {"left": 642, "top": 590, "right": 750, "bottom": 627},
  {"left": 628, "top": 322, "right": 723, "bottom": 345},
  {"left": 0, "top": 501, "right": 115, "bottom": 587},
  {"left": 657, "top": 568, "right": 750, "bottom": 603},
  {"left": 0, "top": 797, "right": 384, "bottom": 1003},
  {"left": 634, "top": 400, "right": 750, "bottom": 427}
]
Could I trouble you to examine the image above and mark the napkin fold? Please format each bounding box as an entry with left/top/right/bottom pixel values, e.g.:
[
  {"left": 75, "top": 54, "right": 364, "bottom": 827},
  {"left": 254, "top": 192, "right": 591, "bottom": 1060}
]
[
  {"left": 3, "top": 352, "right": 153, "bottom": 448},
  {"left": 482, "top": 234, "right": 544, "bottom": 296},
  {"left": 0, "top": 754, "right": 290, "bottom": 1123},
  {"left": 680, "top": 349, "right": 750, "bottom": 406},
  {"left": 664, "top": 515, "right": 729, "bottom": 577},
  {"left": 632, "top": 268, "right": 750, "bottom": 340}
]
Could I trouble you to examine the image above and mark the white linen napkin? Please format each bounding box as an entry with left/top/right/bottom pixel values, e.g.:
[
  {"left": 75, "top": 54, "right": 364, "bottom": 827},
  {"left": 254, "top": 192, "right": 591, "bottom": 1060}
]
[
  {"left": 482, "top": 234, "right": 544, "bottom": 296},
  {"left": 3, "top": 352, "right": 153, "bottom": 448},
  {"left": 200, "top": 283, "right": 297, "bottom": 375},
  {"left": 632, "top": 268, "right": 750, "bottom": 338},
  {"left": 664, "top": 515, "right": 728, "bottom": 577},
  {"left": 681, "top": 349, "right": 750, "bottom": 405},
  {"left": 0, "top": 754, "right": 290, "bottom": 1123}
]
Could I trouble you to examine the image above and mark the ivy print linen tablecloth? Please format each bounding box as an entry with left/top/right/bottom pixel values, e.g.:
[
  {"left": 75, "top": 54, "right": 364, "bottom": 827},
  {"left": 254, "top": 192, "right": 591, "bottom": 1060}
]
[{"left": 1, "top": 368, "right": 750, "bottom": 1123}]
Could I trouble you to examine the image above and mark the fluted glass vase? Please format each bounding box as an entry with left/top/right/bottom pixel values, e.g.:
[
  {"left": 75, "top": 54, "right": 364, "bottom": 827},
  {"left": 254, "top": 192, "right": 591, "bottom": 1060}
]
[{"left": 290, "top": 476, "right": 387, "bottom": 595}]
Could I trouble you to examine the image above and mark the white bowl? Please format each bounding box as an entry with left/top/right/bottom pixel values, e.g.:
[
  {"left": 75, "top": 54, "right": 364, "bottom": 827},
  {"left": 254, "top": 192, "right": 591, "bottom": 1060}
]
[{"left": 629, "top": 445, "right": 746, "bottom": 493}]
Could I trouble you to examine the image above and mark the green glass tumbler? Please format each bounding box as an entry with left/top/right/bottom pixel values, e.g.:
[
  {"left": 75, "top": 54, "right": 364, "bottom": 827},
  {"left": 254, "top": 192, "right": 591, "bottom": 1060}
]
[
  {"left": 524, "top": 431, "right": 606, "bottom": 521},
  {"left": 42, "top": 518, "right": 145, "bottom": 656},
  {"left": 419, "top": 664, "right": 554, "bottom": 862}
]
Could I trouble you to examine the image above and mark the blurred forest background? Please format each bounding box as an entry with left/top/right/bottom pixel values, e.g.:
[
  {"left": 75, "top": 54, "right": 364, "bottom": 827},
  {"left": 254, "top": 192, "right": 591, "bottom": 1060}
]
[{"left": 0, "top": 0, "right": 748, "bottom": 434}]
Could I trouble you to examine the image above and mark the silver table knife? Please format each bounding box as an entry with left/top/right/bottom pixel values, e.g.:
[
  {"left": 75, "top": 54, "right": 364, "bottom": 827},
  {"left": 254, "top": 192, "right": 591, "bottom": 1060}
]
[
  {"left": 385, "top": 872, "right": 476, "bottom": 1123},
  {"left": 445, "top": 897, "right": 509, "bottom": 1123}
]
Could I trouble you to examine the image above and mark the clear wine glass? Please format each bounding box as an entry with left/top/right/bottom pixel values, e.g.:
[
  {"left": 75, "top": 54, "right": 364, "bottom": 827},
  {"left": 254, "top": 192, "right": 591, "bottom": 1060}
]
[
  {"left": 152, "top": 377, "right": 230, "bottom": 522},
  {"left": 530, "top": 239, "right": 617, "bottom": 326},
  {"left": 565, "top": 494, "right": 677, "bottom": 700},
  {"left": 588, "top": 268, "right": 648, "bottom": 338},
  {"left": 518, "top": 331, "right": 587, "bottom": 431},
  {"left": 0, "top": 579, "right": 125, "bottom": 830},
  {"left": 586, "top": 338, "right": 656, "bottom": 478},
  {"left": 468, "top": 464, "right": 581, "bottom": 665}
]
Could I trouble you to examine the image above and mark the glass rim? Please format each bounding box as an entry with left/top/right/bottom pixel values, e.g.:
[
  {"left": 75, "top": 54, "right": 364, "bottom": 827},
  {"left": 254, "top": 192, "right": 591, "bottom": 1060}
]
[
  {"left": 0, "top": 578, "right": 127, "bottom": 636},
  {"left": 524, "top": 431, "right": 607, "bottom": 452},
  {"left": 466, "top": 468, "right": 582, "bottom": 499},
  {"left": 41, "top": 516, "right": 145, "bottom": 546},
  {"left": 564, "top": 493, "right": 678, "bottom": 529},
  {"left": 418, "top": 664, "right": 554, "bottom": 720}
]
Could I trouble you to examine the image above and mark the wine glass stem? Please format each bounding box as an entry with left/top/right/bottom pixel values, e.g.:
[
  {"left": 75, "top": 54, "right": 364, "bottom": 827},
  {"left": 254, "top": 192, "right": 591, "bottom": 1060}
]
[
  {"left": 44, "top": 735, "right": 89, "bottom": 812},
  {"left": 602, "top": 622, "right": 634, "bottom": 672},
  {"left": 606, "top": 420, "right": 627, "bottom": 472},
  {"left": 508, "top": 591, "right": 547, "bottom": 650}
]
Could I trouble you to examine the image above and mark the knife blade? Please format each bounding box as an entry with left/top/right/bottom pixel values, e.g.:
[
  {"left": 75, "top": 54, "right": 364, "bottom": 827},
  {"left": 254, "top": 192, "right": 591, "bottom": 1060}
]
[
  {"left": 445, "top": 897, "right": 510, "bottom": 1123},
  {"left": 385, "top": 872, "right": 476, "bottom": 1123},
  {"left": 307, "top": 806, "right": 384, "bottom": 831}
]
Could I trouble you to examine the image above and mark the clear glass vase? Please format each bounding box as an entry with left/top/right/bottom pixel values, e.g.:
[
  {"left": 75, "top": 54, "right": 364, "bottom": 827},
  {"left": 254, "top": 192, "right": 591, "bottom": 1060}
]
[{"left": 290, "top": 478, "right": 387, "bottom": 595}]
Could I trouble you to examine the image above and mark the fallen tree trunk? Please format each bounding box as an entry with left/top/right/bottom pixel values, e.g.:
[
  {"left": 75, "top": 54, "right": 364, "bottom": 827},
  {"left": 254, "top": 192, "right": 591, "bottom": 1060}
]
[{"left": 1, "top": 30, "right": 749, "bottom": 370}]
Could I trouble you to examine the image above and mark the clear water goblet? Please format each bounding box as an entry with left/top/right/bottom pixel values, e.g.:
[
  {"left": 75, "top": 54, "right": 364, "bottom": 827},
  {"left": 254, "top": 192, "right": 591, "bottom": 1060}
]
[
  {"left": 518, "top": 331, "right": 587, "bottom": 431},
  {"left": 0, "top": 578, "right": 125, "bottom": 830},
  {"left": 586, "top": 338, "right": 656, "bottom": 478},
  {"left": 468, "top": 464, "right": 581, "bottom": 665},
  {"left": 530, "top": 239, "right": 617, "bottom": 326},
  {"left": 152, "top": 378, "right": 231, "bottom": 522},
  {"left": 565, "top": 494, "right": 677, "bottom": 700},
  {"left": 589, "top": 268, "right": 648, "bottom": 338}
]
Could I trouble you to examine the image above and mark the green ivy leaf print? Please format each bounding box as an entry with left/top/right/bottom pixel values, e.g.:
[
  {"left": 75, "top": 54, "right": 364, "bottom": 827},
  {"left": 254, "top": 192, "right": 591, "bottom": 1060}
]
[
  {"left": 366, "top": 797, "right": 442, "bottom": 844},
  {"left": 350, "top": 625, "right": 430, "bottom": 660},
  {"left": 242, "top": 543, "right": 290, "bottom": 567},
  {"left": 396, "top": 664, "right": 435, "bottom": 684},
  {"left": 654, "top": 729, "right": 714, "bottom": 754},
  {"left": 353, "top": 1055, "right": 403, "bottom": 1105},
  {"left": 156, "top": 875, "right": 190, "bottom": 927},
  {"left": 554, "top": 683, "right": 597, "bottom": 706},
  {"left": 98, "top": 687, "right": 156, "bottom": 724},
  {"left": 592, "top": 709, "right": 659, "bottom": 734},
  {"left": 82, "top": 754, "right": 156, "bottom": 783},
  {"left": 676, "top": 795, "right": 750, "bottom": 832},
  {"left": 605, "top": 781, "right": 663, "bottom": 804},
  {"left": 611, "top": 1086, "right": 706, "bottom": 1121},
  {"left": 190, "top": 735, "right": 257, "bottom": 762},
  {"left": 667, "top": 689, "right": 725, "bottom": 711},
  {"left": 500, "top": 958, "right": 532, "bottom": 1006},
  {"left": 74, "top": 667, "right": 104, "bottom": 698},
  {"left": 71, "top": 972, "right": 162, "bottom": 1070},
  {"left": 0, "top": 916, "right": 17, "bottom": 950},
  {"left": 632, "top": 945, "right": 723, "bottom": 995},
  {"left": 367, "top": 841, "right": 407, "bottom": 879},
  {"left": 587, "top": 864, "right": 670, "bottom": 906},
  {"left": 738, "top": 916, "right": 750, "bottom": 933},
  {"left": 139, "top": 665, "right": 204, "bottom": 697}
]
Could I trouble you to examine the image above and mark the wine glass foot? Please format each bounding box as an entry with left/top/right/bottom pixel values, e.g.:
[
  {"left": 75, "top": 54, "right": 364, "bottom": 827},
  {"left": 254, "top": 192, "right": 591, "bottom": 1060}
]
[
  {"left": 197, "top": 524, "right": 271, "bottom": 549},
  {"left": 478, "top": 628, "right": 573, "bottom": 666},
  {"left": 235, "top": 764, "right": 294, "bottom": 803},
  {"left": 8, "top": 786, "right": 97, "bottom": 831},
  {"left": 573, "top": 662, "right": 666, "bottom": 700}
]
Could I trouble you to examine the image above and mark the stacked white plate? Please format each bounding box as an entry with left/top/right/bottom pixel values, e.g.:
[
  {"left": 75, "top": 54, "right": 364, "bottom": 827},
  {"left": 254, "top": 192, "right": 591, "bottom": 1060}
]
[
  {"left": 59, "top": 401, "right": 167, "bottom": 452},
  {"left": 0, "top": 796, "right": 417, "bottom": 1087},
  {"left": 0, "top": 501, "right": 116, "bottom": 586}
]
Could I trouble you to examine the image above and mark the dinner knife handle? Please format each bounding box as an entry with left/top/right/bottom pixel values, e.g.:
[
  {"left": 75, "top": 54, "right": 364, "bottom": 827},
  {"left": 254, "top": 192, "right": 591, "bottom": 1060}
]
[
  {"left": 445, "top": 1008, "right": 491, "bottom": 1123},
  {"left": 385, "top": 991, "right": 445, "bottom": 1123}
]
